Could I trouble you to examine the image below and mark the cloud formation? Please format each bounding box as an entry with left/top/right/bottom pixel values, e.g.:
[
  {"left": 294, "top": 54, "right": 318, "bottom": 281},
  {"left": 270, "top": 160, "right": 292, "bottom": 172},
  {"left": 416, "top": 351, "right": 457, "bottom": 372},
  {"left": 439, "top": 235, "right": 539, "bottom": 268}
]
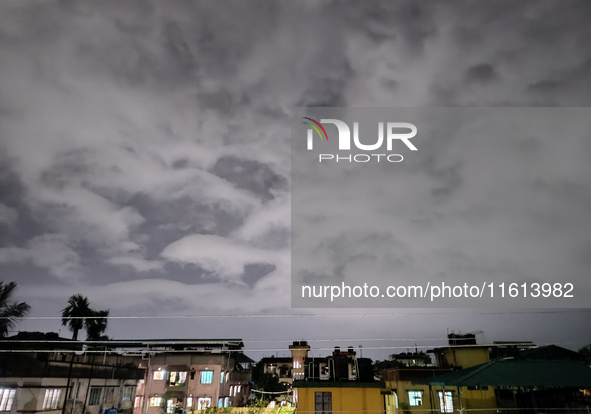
[{"left": 0, "top": 1, "right": 589, "bottom": 350}]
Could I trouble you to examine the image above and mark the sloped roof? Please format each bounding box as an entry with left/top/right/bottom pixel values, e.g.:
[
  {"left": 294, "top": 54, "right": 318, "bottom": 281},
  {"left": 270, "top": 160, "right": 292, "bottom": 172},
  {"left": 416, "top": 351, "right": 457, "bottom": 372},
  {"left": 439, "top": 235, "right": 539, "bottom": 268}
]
[
  {"left": 416, "top": 358, "right": 591, "bottom": 388},
  {"left": 517, "top": 345, "right": 584, "bottom": 360}
]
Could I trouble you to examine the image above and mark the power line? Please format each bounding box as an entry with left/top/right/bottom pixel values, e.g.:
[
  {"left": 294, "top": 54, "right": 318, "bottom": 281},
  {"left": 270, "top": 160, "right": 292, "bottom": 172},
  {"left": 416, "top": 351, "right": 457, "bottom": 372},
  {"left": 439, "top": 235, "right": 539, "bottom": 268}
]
[
  {"left": 3, "top": 309, "right": 589, "bottom": 320},
  {"left": 0, "top": 341, "right": 583, "bottom": 353}
]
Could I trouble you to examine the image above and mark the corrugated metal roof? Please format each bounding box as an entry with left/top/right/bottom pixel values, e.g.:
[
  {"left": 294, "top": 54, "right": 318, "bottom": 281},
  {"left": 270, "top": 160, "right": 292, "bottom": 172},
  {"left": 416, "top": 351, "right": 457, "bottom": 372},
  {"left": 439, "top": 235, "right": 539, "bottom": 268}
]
[{"left": 416, "top": 359, "right": 591, "bottom": 388}]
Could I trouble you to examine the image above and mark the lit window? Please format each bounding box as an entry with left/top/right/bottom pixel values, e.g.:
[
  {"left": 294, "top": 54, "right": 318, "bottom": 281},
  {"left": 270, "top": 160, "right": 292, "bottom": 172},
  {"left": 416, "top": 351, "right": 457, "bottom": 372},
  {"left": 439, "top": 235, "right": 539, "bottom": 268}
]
[
  {"left": 438, "top": 391, "right": 453, "bottom": 413},
  {"left": 225, "top": 372, "right": 230, "bottom": 383},
  {"left": 220, "top": 372, "right": 224, "bottom": 384},
  {"left": 167, "top": 372, "right": 187, "bottom": 387},
  {"left": 395, "top": 392, "right": 398, "bottom": 409},
  {"left": 292, "top": 389, "right": 298, "bottom": 404},
  {"left": 200, "top": 371, "right": 213, "bottom": 384},
  {"left": 43, "top": 389, "right": 62, "bottom": 410},
  {"left": 224, "top": 397, "right": 230, "bottom": 408},
  {"left": 197, "top": 398, "right": 211, "bottom": 409},
  {"left": 153, "top": 370, "right": 166, "bottom": 380},
  {"left": 217, "top": 398, "right": 223, "bottom": 408},
  {"left": 89, "top": 388, "right": 102, "bottom": 406},
  {"left": 408, "top": 391, "right": 423, "bottom": 406},
  {"left": 269, "top": 401, "right": 276, "bottom": 408},
  {"left": 134, "top": 397, "right": 142, "bottom": 408},
  {"left": 166, "top": 399, "right": 174, "bottom": 414},
  {"left": 0, "top": 389, "right": 16, "bottom": 411},
  {"left": 149, "top": 398, "right": 162, "bottom": 407},
  {"left": 293, "top": 360, "right": 301, "bottom": 369},
  {"left": 186, "top": 397, "right": 192, "bottom": 408}
]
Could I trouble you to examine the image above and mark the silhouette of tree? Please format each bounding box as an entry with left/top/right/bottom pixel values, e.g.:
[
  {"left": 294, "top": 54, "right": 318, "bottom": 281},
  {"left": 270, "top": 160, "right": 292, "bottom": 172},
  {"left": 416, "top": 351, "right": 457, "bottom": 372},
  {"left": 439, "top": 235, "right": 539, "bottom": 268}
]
[
  {"left": 61, "top": 294, "right": 92, "bottom": 340},
  {"left": 0, "top": 281, "right": 31, "bottom": 337}
]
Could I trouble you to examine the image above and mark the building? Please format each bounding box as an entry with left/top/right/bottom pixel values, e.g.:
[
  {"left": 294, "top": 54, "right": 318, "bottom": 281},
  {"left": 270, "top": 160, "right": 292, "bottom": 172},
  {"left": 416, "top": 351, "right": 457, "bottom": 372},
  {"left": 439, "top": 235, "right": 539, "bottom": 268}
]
[
  {"left": 0, "top": 332, "right": 145, "bottom": 414},
  {"left": 258, "top": 357, "right": 293, "bottom": 385},
  {"left": 382, "top": 333, "right": 537, "bottom": 413},
  {"left": 387, "top": 351, "right": 432, "bottom": 367},
  {"left": 116, "top": 339, "right": 254, "bottom": 412},
  {"left": 292, "top": 345, "right": 386, "bottom": 414},
  {"left": 418, "top": 346, "right": 591, "bottom": 413}
]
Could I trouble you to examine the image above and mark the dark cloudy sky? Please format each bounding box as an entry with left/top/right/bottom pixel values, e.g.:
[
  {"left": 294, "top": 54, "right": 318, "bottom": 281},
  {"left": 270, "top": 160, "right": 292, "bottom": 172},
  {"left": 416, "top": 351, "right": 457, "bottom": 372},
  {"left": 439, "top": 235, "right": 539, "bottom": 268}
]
[{"left": 0, "top": 1, "right": 589, "bottom": 359}]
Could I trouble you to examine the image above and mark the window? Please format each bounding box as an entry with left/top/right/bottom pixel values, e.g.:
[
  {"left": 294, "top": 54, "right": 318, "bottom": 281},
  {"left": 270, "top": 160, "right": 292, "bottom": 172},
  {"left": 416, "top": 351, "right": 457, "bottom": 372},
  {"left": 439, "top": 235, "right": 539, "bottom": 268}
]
[
  {"left": 122, "top": 387, "right": 134, "bottom": 401},
  {"left": 467, "top": 386, "right": 489, "bottom": 390},
  {"left": 408, "top": 391, "right": 423, "bottom": 406},
  {"left": 167, "top": 372, "right": 187, "bottom": 387},
  {"left": 225, "top": 372, "right": 230, "bottom": 383},
  {"left": 186, "top": 397, "right": 192, "bottom": 408},
  {"left": 105, "top": 388, "right": 115, "bottom": 405},
  {"left": 438, "top": 391, "right": 453, "bottom": 413},
  {"left": 0, "top": 389, "right": 16, "bottom": 412},
  {"left": 220, "top": 372, "right": 224, "bottom": 384},
  {"left": 395, "top": 391, "right": 398, "bottom": 409},
  {"left": 197, "top": 398, "right": 211, "bottom": 410},
  {"left": 223, "top": 397, "right": 230, "bottom": 408},
  {"left": 134, "top": 396, "right": 142, "bottom": 409},
  {"left": 166, "top": 399, "right": 174, "bottom": 414},
  {"left": 89, "top": 388, "right": 102, "bottom": 406},
  {"left": 153, "top": 370, "right": 166, "bottom": 380},
  {"left": 43, "top": 389, "right": 62, "bottom": 410},
  {"left": 293, "top": 360, "right": 301, "bottom": 369},
  {"left": 217, "top": 398, "right": 223, "bottom": 408},
  {"left": 314, "top": 392, "right": 332, "bottom": 414},
  {"left": 149, "top": 398, "right": 162, "bottom": 407},
  {"left": 200, "top": 371, "right": 213, "bottom": 384}
]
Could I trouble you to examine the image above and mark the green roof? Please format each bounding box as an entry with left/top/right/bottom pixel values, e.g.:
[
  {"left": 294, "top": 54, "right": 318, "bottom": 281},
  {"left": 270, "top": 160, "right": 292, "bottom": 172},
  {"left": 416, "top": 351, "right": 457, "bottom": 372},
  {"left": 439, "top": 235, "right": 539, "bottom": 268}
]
[{"left": 416, "top": 359, "right": 591, "bottom": 388}]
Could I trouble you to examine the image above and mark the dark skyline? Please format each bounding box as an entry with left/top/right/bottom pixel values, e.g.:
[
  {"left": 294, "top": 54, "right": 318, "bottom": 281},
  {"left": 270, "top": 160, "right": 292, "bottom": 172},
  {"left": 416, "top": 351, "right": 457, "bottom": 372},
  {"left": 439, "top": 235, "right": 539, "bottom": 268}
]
[{"left": 0, "top": 0, "right": 589, "bottom": 359}]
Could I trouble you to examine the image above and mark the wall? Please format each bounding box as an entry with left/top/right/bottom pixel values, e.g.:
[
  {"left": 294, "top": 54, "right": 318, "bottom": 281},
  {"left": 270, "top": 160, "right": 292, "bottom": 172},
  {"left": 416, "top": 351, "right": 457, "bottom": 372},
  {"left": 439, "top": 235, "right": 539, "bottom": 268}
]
[{"left": 296, "top": 386, "right": 384, "bottom": 414}]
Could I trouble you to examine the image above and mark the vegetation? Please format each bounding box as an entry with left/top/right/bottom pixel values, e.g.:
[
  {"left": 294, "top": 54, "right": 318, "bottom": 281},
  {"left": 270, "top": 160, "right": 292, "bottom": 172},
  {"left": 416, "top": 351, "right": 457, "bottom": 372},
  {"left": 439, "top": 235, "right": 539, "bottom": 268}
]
[
  {"left": 0, "top": 281, "right": 31, "bottom": 337},
  {"left": 61, "top": 294, "right": 110, "bottom": 340},
  {"left": 250, "top": 362, "right": 290, "bottom": 406}
]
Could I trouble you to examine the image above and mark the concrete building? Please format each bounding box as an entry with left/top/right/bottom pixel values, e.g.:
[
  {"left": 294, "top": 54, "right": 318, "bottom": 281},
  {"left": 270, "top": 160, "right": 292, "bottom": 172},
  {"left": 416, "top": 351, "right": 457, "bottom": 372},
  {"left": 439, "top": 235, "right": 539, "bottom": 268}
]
[
  {"left": 292, "top": 345, "right": 386, "bottom": 414},
  {"left": 0, "top": 332, "right": 145, "bottom": 414},
  {"left": 115, "top": 339, "right": 253, "bottom": 413}
]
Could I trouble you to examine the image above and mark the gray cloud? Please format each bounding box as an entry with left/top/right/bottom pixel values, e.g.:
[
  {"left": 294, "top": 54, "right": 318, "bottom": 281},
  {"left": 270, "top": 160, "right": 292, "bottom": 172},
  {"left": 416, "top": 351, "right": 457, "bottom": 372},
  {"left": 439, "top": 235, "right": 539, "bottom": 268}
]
[{"left": 0, "top": 0, "right": 589, "bottom": 354}]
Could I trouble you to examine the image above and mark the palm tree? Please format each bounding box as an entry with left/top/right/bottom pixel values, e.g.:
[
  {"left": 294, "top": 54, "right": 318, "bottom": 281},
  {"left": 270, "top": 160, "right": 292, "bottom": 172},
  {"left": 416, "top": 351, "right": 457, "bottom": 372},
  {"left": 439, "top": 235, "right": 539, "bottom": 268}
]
[
  {"left": 61, "top": 294, "right": 92, "bottom": 340},
  {"left": 0, "top": 281, "right": 31, "bottom": 337},
  {"left": 85, "top": 309, "right": 110, "bottom": 341}
]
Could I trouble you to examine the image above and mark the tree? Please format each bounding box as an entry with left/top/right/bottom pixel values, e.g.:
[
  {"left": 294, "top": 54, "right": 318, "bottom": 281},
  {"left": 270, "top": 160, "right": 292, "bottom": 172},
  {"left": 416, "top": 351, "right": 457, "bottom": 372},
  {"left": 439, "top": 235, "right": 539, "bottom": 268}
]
[
  {"left": 0, "top": 281, "right": 31, "bottom": 337},
  {"left": 61, "top": 294, "right": 92, "bottom": 340},
  {"left": 250, "top": 362, "right": 290, "bottom": 405},
  {"left": 62, "top": 294, "right": 110, "bottom": 341},
  {"left": 85, "top": 309, "right": 110, "bottom": 341}
]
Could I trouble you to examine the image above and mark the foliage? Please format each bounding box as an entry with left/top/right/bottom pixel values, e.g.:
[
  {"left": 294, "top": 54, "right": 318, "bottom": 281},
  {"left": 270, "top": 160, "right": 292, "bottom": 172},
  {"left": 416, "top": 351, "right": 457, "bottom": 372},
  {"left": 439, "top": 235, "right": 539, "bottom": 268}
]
[
  {"left": 399, "top": 402, "right": 412, "bottom": 414},
  {"left": 0, "top": 281, "right": 31, "bottom": 337},
  {"left": 85, "top": 309, "right": 110, "bottom": 341},
  {"left": 251, "top": 362, "right": 290, "bottom": 403},
  {"left": 372, "top": 359, "right": 403, "bottom": 377},
  {"left": 61, "top": 294, "right": 110, "bottom": 341},
  {"left": 579, "top": 344, "right": 591, "bottom": 357}
]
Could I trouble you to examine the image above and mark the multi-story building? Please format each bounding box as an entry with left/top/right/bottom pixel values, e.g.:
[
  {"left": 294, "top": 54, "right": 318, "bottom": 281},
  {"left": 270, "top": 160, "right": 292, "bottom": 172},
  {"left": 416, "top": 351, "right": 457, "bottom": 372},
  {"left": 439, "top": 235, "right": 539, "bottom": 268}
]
[
  {"left": 117, "top": 339, "right": 253, "bottom": 413},
  {"left": 0, "top": 332, "right": 145, "bottom": 414},
  {"left": 292, "top": 345, "right": 386, "bottom": 414}
]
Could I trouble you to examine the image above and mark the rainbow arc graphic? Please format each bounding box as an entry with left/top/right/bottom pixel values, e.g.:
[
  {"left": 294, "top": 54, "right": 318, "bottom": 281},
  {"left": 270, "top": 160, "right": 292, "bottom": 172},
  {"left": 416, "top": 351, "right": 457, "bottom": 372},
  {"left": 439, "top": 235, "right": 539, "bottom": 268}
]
[{"left": 302, "top": 117, "right": 328, "bottom": 150}]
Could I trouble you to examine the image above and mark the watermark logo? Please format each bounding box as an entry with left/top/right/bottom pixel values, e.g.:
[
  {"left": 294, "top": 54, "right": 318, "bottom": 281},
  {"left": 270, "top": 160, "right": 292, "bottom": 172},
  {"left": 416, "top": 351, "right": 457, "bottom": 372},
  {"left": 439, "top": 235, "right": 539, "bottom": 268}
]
[{"left": 303, "top": 118, "right": 418, "bottom": 162}]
